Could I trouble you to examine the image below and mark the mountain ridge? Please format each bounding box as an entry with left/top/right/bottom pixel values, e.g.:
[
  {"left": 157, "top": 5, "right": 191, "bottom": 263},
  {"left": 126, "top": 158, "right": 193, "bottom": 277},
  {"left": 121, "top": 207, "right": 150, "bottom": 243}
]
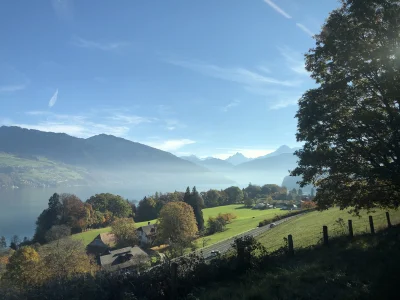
[{"left": 0, "top": 126, "right": 234, "bottom": 188}]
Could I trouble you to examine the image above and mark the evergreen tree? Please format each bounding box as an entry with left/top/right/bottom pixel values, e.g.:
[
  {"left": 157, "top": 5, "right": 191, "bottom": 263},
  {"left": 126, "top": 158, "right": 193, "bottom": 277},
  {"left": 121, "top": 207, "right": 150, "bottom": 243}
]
[
  {"left": 0, "top": 236, "right": 6, "bottom": 248},
  {"left": 184, "top": 186, "right": 205, "bottom": 231}
]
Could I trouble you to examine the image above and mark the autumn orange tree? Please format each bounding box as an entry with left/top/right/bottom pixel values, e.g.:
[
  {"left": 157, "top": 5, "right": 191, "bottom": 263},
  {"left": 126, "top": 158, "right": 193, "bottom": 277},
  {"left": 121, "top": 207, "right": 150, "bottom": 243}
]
[{"left": 157, "top": 201, "right": 198, "bottom": 257}]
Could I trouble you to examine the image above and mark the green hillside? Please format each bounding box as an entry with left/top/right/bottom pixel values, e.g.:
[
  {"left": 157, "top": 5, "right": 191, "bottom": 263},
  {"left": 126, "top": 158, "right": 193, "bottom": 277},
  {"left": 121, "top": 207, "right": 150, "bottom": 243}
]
[
  {"left": 72, "top": 204, "right": 290, "bottom": 247},
  {"left": 0, "top": 152, "right": 89, "bottom": 188},
  {"left": 257, "top": 207, "right": 400, "bottom": 251}
]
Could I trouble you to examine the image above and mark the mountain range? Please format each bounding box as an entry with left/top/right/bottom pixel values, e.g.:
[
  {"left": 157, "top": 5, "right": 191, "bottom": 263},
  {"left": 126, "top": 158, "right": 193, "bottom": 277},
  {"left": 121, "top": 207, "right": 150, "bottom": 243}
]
[
  {"left": 0, "top": 126, "right": 232, "bottom": 189},
  {"left": 0, "top": 126, "right": 302, "bottom": 190}
]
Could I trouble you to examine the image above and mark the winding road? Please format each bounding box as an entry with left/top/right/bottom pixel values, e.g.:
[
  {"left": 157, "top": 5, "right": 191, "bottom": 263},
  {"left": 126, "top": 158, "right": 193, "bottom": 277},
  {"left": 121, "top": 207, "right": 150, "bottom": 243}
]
[{"left": 196, "top": 212, "right": 305, "bottom": 260}]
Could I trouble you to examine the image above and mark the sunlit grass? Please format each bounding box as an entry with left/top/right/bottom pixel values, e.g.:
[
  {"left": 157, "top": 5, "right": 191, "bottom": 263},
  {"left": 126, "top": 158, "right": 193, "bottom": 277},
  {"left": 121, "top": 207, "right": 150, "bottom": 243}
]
[{"left": 257, "top": 207, "right": 400, "bottom": 251}]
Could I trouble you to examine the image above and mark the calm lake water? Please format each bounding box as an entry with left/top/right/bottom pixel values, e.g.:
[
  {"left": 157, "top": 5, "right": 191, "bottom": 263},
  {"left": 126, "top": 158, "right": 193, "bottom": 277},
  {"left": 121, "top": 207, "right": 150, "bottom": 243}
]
[{"left": 0, "top": 183, "right": 233, "bottom": 240}]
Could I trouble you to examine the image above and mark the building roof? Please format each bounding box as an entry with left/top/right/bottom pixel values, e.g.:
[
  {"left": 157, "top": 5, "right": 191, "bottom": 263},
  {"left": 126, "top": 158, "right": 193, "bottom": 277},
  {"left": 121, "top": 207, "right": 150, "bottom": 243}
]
[
  {"left": 100, "top": 246, "right": 149, "bottom": 272},
  {"left": 137, "top": 224, "right": 157, "bottom": 236},
  {"left": 87, "top": 232, "right": 116, "bottom": 250}
]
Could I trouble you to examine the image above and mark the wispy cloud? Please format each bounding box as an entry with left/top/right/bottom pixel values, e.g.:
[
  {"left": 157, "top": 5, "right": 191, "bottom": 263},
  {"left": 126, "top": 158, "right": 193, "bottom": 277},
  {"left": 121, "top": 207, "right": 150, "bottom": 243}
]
[
  {"left": 278, "top": 46, "right": 308, "bottom": 76},
  {"left": 72, "top": 36, "right": 129, "bottom": 52},
  {"left": 245, "top": 86, "right": 301, "bottom": 109},
  {"left": 168, "top": 59, "right": 299, "bottom": 87},
  {"left": 257, "top": 66, "right": 271, "bottom": 74},
  {"left": 48, "top": 89, "right": 58, "bottom": 107},
  {"left": 222, "top": 100, "right": 240, "bottom": 112},
  {"left": 145, "top": 139, "right": 196, "bottom": 151},
  {"left": 18, "top": 109, "right": 155, "bottom": 138},
  {"left": 108, "top": 114, "right": 154, "bottom": 125},
  {"left": 263, "top": 0, "right": 292, "bottom": 19},
  {"left": 296, "top": 23, "right": 314, "bottom": 36},
  {"left": 0, "top": 84, "right": 26, "bottom": 93}
]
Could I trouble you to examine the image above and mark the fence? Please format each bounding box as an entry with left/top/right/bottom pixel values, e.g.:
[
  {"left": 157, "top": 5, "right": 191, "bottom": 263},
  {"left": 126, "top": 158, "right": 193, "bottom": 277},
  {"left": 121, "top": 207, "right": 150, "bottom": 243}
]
[{"left": 262, "top": 210, "right": 400, "bottom": 254}]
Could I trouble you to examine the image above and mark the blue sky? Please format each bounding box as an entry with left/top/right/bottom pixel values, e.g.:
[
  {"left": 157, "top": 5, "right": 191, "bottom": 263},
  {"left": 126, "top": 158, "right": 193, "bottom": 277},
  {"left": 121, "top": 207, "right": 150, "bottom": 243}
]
[{"left": 0, "top": 0, "right": 339, "bottom": 159}]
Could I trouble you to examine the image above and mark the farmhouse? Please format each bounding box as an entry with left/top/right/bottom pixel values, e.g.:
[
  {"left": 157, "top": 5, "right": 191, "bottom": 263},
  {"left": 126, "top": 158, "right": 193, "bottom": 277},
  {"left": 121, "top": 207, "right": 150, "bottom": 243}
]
[
  {"left": 87, "top": 232, "right": 116, "bottom": 256},
  {"left": 137, "top": 222, "right": 157, "bottom": 246},
  {"left": 99, "top": 246, "right": 149, "bottom": 272}
]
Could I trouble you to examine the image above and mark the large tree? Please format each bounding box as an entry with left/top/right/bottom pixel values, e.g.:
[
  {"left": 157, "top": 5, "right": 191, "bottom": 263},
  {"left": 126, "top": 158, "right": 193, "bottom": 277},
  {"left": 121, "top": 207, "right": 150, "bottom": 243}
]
[
  {"left": 292, "top": 0, "right": 400, "bottom": 211},
  {"left": 3, "top": 246, "right": 42, "bottom": 288},
  {"left": 157, "top": 201, "right": 198, "bottom": 257},
  {"left": 135, "top": 196, "right": 158, "bottom": 221},
  {"left": 111, "top": 218, "right": 138, "bottom": 247},
  {"left": 224, "top": 186, "right": 244, "bottom": 204},
  {"left": 86, "top": 193, "right": 132, "bottom": 218}
]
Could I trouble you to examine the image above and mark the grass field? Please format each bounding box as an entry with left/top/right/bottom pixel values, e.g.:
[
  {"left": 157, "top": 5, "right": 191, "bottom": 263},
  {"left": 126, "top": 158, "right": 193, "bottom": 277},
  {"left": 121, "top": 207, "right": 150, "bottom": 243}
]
[
  {"left": 72, "top": 220, "right": 157, "bottom": 245},
  {"left": 195, "top": 205, "right": 289, "bottom": 247},
  {"left": 257, "top": 207, "right": 400, "bottom": 251},
  {"left": 72, "top": 204, "right": 290, "bottom": 247}
]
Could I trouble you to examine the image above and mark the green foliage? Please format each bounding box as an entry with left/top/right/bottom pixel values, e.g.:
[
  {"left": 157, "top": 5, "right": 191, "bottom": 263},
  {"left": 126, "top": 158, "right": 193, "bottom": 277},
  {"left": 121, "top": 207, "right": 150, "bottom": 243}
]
[
  {"left": 207, "top": 213, "right": 237, "bottom": 234},
  {"left": 292, "top": 0, "right": 400, "bottom": 212},
  {"left": 87, "top": 193, "right": 132, "bottom": 218},
  {"left": 223, "top": 186, "right": 244, "bottom": 204},
  {"left": 184, "top": 186, "right": 205, "bottom": 231},
  {"left": 0, "top": 236, "right": 6, "bottom": 248},
  {"left": 111, "top": 218, "right": 138, "bottom": 248},
  {"left": 135, "top": 197, "right": 158, "bottom": 222},
  {"left": 45, "top": 225, "right": 71, "bottom": 243},
  {"left": 243, "top": 196, "right": 253, "bottom": 208}
]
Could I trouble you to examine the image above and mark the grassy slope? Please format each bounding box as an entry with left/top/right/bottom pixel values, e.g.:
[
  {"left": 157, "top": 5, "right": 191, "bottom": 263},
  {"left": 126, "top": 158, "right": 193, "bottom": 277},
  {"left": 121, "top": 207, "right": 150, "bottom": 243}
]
[
  {"left": 257, "top": 206, "right": 400, "bottom": 251},
  {"left": 196, "top": 225, "right": 400, "bottom": 300},
  {"left": 196, "top": 205, "right": 289, "bottom": 247},
  {"left": 72, "top": 220, "right": 157, "bottom": 245},
  {"left": 72, "top": 205, "right": 290, "bottom": 246},
  {"left": 0, "top": 153, "right": 86, "bottom": 186}
]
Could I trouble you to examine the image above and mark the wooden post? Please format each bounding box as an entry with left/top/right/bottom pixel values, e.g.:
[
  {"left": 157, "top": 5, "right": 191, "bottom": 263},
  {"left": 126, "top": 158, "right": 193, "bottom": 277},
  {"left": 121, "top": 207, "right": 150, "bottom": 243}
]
[
  {"left": 323, "top": 226, "right": 329, "bottom": 246},
  {"left": 287, "top": 234, "right": 294, "bottom": 256},
  {"left": 386, "top": 212, "right": 392, "bottom": 228},
  {"left": 369, "top": 216, "right": 375, "bottom": 234},
  {"left": 348, "top": 220, "right": 354, "bottom": 238},
  {"left": 171, "top": 262, "right": 178, "bottom": 300}
]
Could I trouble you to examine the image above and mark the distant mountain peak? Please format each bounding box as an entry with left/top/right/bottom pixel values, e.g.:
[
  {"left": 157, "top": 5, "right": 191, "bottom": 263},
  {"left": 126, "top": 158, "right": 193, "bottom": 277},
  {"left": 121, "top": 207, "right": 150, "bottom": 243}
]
[
  {"left": 225, "top": 152, "right": 251, "bottom": 166},
  {"left": 276, "top": 145, "right": 292, "bottom": 152}
]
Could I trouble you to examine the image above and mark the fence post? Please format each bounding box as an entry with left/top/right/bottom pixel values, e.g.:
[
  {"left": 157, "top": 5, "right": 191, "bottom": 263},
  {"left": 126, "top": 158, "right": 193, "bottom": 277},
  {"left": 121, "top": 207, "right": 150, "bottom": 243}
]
[
  {"left": 287, "top": 234, "right": 294, "bottom": 256},
  {"left": 386, "top": 212, "right": 392, "bottom": 228},
  {"left": 348, "top": 220, "right": 354, "bottom": 238},
  {"left": 171, "top": 262, "right": 178, "bottom": 300},
  {"left": 369, "top": 216, "right": 375, "bottom": 234},
  {"left": 323, "top": 225, "right": 329, "bottom": 246}
]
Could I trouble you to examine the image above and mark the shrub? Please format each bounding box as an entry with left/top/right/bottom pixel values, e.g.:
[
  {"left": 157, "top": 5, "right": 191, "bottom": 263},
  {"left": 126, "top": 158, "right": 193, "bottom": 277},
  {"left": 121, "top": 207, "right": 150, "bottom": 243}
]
[{"left": 207, "top": 213, "right": 237, "bottom": 235}]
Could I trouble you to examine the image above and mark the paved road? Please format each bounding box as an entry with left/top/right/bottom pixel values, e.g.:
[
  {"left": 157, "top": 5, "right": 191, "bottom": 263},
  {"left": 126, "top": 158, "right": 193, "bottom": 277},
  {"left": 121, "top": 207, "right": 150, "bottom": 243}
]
[
  {"left": 193, "top": 212, "right": 308, "bottom": 260},
  {"left": 146, "top": 211, "right": 309, "bottom": 271}
]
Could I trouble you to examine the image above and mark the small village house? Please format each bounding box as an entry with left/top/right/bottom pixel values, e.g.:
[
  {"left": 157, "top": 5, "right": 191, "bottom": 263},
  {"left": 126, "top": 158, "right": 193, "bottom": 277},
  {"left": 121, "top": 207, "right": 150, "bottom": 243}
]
[
  {"left": 137, "top": 222, "right": 157, "bottom": 246},
  {"left": 99, "top": 246, "right": 149, "bottom": 272},
  {"left": 86, "top": 232, "right": 116, "bottom": 256}
]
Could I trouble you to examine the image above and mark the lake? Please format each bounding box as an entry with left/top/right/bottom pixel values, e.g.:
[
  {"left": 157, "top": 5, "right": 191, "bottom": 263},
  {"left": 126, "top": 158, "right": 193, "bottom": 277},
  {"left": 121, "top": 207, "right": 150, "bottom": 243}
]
[{"left": 0, "top": 183, "right": 234, "bottom": 240}]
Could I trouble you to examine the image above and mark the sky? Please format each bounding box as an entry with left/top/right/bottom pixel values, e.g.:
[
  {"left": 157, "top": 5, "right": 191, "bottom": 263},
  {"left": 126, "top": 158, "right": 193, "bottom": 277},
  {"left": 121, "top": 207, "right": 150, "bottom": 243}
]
[{"left": 0, "top": 0, "right": 339, "bottom": 159}]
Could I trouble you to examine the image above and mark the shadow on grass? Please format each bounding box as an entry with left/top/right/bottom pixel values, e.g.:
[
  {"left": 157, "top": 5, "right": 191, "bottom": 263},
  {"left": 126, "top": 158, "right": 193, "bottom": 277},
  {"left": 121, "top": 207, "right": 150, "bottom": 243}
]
[{"left": 235, "top": 206, "right": 251, "bottom": 210}]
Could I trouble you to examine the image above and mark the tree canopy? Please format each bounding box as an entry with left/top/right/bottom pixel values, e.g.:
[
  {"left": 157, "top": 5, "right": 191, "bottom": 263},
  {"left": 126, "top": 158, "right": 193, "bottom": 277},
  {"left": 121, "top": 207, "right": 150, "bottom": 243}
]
[
  {"left": 292, "top": 0, "right": 400, "bottom": 211},
  {"left": 111, "top": 218, "right": 138, "bottom": 248},
  {"left": 157, "top": 201, "right": 198, "bottom": 256}
]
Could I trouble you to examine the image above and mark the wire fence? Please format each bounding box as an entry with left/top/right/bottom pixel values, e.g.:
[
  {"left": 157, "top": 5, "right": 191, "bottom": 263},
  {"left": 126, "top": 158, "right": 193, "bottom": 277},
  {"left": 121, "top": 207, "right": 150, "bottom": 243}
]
[{"left": 262, "top": 210, "right": 400, "bottom": 253}]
